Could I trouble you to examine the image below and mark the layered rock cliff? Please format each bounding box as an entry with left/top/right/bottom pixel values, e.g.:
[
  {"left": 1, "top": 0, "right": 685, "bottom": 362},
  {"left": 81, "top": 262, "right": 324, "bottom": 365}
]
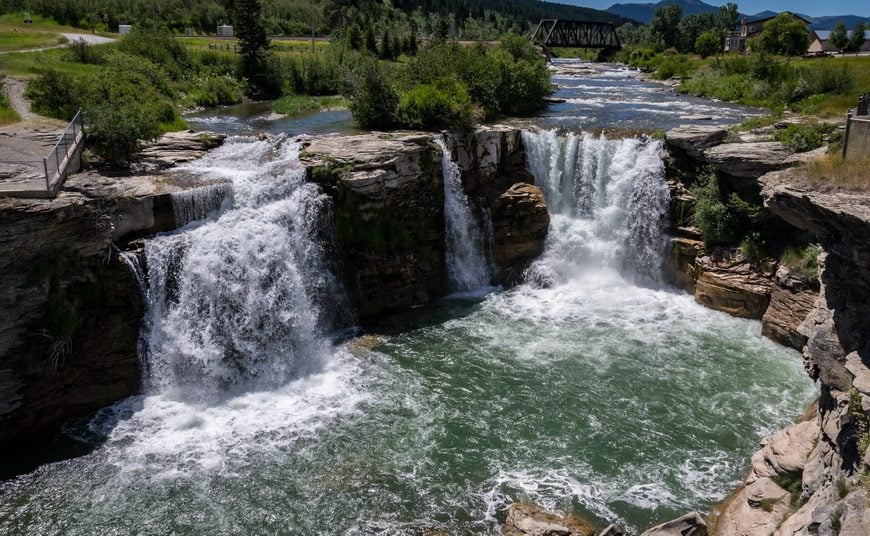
[
  {"left": 300, "top": 126, "right": 548, "bottom": 319},
  {"left": 664, "top": 125, "right": 820, "bottom": 350},
  {"left": 710, "top": 175, "right": 870, "bottom": 536}
]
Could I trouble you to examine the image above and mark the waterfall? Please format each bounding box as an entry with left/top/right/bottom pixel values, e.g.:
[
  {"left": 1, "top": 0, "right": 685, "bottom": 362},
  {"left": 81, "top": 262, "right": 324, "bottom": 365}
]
[
  {"left": 521, "top": 130, "right": 670, "bottom": 286},
  {"left": 170, "top": 183, "right": 233, "bottom": 227},
  {"left": 436, "top": 137, "right": 491, "bottom": 293},
  {"left": 141, "top": 136, "right": 348, "bottom": 402}
]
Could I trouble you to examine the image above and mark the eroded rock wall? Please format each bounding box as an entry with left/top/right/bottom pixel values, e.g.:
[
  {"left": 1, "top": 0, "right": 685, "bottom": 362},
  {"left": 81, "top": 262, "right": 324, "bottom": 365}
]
[{"left": 709, "top": 174, "right": 870, "bottom": 536}]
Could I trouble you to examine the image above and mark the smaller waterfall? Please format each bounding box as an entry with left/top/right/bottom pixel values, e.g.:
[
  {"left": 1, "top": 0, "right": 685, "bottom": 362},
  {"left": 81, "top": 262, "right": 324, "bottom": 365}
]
[
  {"left": 436, "top": 137, "right": 491, "bottom": 293},
  {"left": 521, "top": 130, "right": 670, "bottom": 286},
  {"left": 170, "top": 183, "right": 233, "bottom": 226}
]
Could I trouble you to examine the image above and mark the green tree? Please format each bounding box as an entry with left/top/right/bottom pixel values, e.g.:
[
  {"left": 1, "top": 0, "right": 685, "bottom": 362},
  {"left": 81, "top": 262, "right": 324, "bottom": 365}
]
[
  {"left": 829, "top": 22, "right": 849, "bottom": 53},
  {"left": 717, "top": 3, "right": 739, "bottom": 32},
  {"left": 846, "top": 22, "right": 866, "bottom": 53},
  {"left": 346, "top": 23, "right": 362, "bottom": 50},
  {"left": 756, "top": 13, "right": 810, "bottom": 56},
  {"left": 651, "top": 5, "right": 682, "bottom": 49},
  {"left": 234, "top": 0, "right": 272, "bottom": 97},
  {"left": 380, "top": 28, "right": 392, "bottom": 60},
  {"left": 695, "top": 30, "right": 721, "bottom": 58},
  {"left": 364, "top": 26, "right": 378, "bottom": 55}
]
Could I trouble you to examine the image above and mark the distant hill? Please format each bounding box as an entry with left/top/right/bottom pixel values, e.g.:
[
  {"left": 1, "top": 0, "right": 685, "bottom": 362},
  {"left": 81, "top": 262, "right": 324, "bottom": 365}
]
[
  {"left": 585, "top": 0, "right": 870, "bottom": 30},
  {"left": 603, "top": 0, "right": 719, "bottom": 24}
]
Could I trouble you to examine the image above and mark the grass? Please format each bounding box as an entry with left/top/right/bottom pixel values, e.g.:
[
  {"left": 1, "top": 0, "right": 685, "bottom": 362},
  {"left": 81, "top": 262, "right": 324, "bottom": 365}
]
[
  {"left": 273, "top": 95, "right": 348, "bottom": 116},
  {"left": 795, "top": 154, "right": 870, "bottom": 191},
  {"left": 0, "top": 47, "right": 110, "bottom": 77},
  {"left": 0, "top": 93, "right": 19, "bottom": 124},
  {"left": 780, "top": 244, "right": 820, "bottom": 281},
  {"left": 177, "top": 36, "right": 329, "bottom": 57},
  {"left": 792, "top": 55, "right": 870, "bottom": 116}
]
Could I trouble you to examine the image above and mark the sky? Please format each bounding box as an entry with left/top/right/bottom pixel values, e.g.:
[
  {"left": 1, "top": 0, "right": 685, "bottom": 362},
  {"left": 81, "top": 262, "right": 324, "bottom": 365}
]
[{"left": 569, "top": 1, "right": 870, "bottom": 18}]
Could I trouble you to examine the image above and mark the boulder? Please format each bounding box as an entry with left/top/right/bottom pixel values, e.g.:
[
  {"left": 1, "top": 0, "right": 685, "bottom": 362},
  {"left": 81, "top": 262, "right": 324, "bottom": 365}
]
[
  {"left": 751, "top": 418, "right": 819, "bottom": 479},
  {"left": 665, "top": 125, "right": 728, "bottom": 158},
  {"left": 704, "top": 142, "right": 793, "bottom": 179},
  {"left": 491, "top": 182, "right": 550, "bottom": 283},
  {"left": 503, "top": 503, "right": 597, "bottom": 536},
  {"left": 640, "top": 512, "right": 707, "bottom": 536}
]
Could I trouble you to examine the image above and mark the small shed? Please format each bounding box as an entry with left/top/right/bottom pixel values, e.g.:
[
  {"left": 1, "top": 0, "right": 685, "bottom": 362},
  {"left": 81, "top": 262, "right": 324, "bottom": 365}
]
[
  {"left": 217, "top": 25, "right": 233, "bottom": 38},
  {"left": 118, "top": 24, "right": 132, "bottom": 35}
]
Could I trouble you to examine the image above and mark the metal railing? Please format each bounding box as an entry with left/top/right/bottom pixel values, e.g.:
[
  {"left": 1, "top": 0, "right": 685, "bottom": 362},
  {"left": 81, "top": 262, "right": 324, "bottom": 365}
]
[{"left": 42, "top": 109, "right": 84, "bottom": 191}]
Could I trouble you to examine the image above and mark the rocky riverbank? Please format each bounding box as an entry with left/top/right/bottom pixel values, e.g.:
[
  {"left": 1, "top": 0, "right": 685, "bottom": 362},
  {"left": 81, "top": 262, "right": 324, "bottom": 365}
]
[
  {"left": 0, "top": 126, "right": 548, "bottom": 454},
  {"left": 660, "top": 124, "right": 870, "bottom": 535}
]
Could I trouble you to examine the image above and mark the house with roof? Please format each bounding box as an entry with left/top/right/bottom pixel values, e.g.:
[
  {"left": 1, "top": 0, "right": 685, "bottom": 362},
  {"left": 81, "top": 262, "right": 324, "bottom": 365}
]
[
  {"left": 724, "top": 12, "right": 812, "bottom": 52},
  {"left": 809, "top": 29, "right": 870, "bottom": 53}
]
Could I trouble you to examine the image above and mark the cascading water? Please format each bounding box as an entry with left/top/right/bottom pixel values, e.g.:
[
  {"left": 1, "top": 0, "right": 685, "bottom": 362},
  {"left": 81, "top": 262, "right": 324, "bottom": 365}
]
[
  {"left": 436, "top": 137, "right": 491, "bottom": 293},
  {"left": 143, "top": 135, "right": 348, "bottom": 400},
  {"left": 169, "top": 183, "right": 234, "bottom": 227},
  {"left": 522, "top": 129, "right": 671, "bottom": 286}
]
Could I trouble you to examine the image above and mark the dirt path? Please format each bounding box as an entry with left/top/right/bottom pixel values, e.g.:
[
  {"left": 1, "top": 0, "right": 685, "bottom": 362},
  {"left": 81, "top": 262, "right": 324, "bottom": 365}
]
[
  {"left": 0, "top": 33, "right": 115, "bottom": 55},
  {"left": 3, "top": 77, "right": 36, "bottom": 121}
]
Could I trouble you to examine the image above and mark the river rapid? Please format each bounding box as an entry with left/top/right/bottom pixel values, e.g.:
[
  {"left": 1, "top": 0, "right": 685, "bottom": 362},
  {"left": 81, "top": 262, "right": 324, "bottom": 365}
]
[{"left": 0, "top": 60, "right": 810, "bottom": 535}]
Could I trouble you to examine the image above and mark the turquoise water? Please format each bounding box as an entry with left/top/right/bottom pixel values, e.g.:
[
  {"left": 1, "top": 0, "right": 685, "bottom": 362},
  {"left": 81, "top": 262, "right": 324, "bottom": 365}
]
[
  {"left": 0, "top": 278, "right": 813, "bottom": 534},
  {"left": 0, "top": 132, "right": 814, "bottom": 535}
]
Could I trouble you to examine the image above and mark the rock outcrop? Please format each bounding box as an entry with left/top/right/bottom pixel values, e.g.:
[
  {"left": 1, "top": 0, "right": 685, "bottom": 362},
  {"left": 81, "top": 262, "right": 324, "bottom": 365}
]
[
  {"left": 709, "top": 172, "right": 870, "bottom": 535},
  {"left": 703, "top": 142, "right": 794, "bottom": 179},
  {"left": 491, "top": 182, "right": 550, "bottom": 284},
  {"left": 502, "top": 503, "right": 597, "bottom": 536},
  {"left": 665, "top": 125, "right": 728, "bottom": 158},
  {"left": 761, "top": 266, "right": 818, "bottom": 350},
  {"left": 693, "top": 249, "right": 775, "bottom": 319},
  {"left": 640, "top": 512, "right": 707, "bottom": 536},
  {"left": 300, "top": 127, "right": 547, "bottom": 318}
]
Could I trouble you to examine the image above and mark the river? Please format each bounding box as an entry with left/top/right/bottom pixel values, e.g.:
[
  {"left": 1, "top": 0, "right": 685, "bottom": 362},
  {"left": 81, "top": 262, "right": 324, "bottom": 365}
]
[{"left": 0, "top": 60, "right": 808, "bottom": 535}]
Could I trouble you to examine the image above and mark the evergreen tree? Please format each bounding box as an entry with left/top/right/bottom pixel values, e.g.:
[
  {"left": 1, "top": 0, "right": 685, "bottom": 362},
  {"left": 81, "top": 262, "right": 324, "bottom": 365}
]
[
  {"left": 364, "top": 26, "right": 378, "bottom": 55},
  {"left": 234, "top": 0, "right": 273, "bottom": 97},
  {"left": 830, "top": 22, "right": 849, "bottom": 53},
  {"left": 380, "top": 28, "right": 392, "bottom": 60},
  {"left": 392, "top": 34, "right": 401, "bottom": 59},
  {"left": 846, "top": 22, "right": 866, "bottom": 53},
  {"left": 346, "top": 23, "right": 362, "bottom": 50},
  {"left": 650, "top": 5, "right": 682, "bottom": 49}
]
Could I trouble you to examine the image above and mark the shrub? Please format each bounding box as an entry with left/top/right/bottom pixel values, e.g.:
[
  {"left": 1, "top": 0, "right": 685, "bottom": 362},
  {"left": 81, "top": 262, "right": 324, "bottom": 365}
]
[
  {"left": 396, "top": 79, "right": 473, "bottom": 130},
  {"left": 691, "top": 172, "right": 739, "bottom": 245},
  {"left": 653, "top": 54, "right": 693, "bottom": 80},
  {"left": 66, "top": 38, "right": 103, "bottom": 65},
  {"left": 775, "top": 123, "right": 832, "bottom": 152},
  {"left": 345, "top": 56, "right": 400, "bottom": 128},
  {"left": 25, "top": 70, "right": 81, "bottom": 120},
  {"left": 118, "top": 27, "right": 190, "bottom": 79},
  {"left": 182, "top": 74, "right": 244, "bottom": 108},
  {"left": 695, "top": 30, "right": 721, "bottom": 59},
  {"left": 0, "top": 80, "right": 19, "bottom": 125},
  {"left": 740, "top": 232, "right": 766, "bottom": 263},
  {"left": 85, "top": 100, "right": 163, "bottom": 163},
  {"left": 780, "top": 244, "right": 820, "bottom": 281}
]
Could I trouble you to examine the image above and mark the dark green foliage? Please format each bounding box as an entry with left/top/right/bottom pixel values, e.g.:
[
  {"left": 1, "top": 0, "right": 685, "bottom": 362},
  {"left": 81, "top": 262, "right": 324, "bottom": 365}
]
[
  {"left": 650, "top": 4, "right": 682, "bottom": 49},
  {"left": 364, "top": 26, "right": 378, "bottom": 55},
  {"left": 345, "top": 23, "right": 362, "bottom": 50},
  {"left": 24, "top": 70, "right": 80, "bottom": 120},
  {"left": 771, "top": 472, "right": 805, "bottom": 508},
  {"left": 86, "top": 101, "right": 164, "bottom": 163},
  {"left": 345, "top": 35, "right": 550, "bottom": 129},
  {"left": 344, "top": 56, "right": 400, "bottom": 129},
  {"left": 118, "top": 27, "right": 190, "bottom": 79},
  {"left": 774, "top": 123, "right": 833, "bottom": 153},
  {"left": 691, "top": 171, "right": 739, "bottom": 245},
  {"left": 694, "top": 30, "right": 721, "bottom": 59},
  {"left": 830, "top": 22, "right": 849, "bottom": 53},
  {"left": 234, "top": 0, "right": 275, "bottom": 98},
  {"left": 396, "top": 79, "right": 473, "bottom": 130},
  {"left": 379, "top": 28, "right": 393, "bottom": 60},
  {"left": 754, "top": 13, "right": 810, "bottom": 57},
  {"left": 846, "top": 22, "right": 866, "bottom": 53},
  {"left": 283, "top": 46, "right": 348, "bottom": 96}
]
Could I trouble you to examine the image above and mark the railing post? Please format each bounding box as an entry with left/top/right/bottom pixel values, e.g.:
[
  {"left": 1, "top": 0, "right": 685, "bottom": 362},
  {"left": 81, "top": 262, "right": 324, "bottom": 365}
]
[{"left": 43, "top": 156, "right": 50, "bottom": 190}]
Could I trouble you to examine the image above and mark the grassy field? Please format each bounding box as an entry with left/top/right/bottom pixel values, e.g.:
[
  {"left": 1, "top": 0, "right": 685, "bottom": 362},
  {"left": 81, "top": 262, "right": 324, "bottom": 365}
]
[
  {"left": 792, "top": 55, "right": 870, "bottom": 116},
  {"left": 273, "top": 95, "right": 347, "bottom": 116},
  {"left": 0, "top": 12, "right": 102, "bottom": 52}
]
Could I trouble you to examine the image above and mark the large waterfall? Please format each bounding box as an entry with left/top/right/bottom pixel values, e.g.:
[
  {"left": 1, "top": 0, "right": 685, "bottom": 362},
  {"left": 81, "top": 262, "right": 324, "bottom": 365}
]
[
  {"left": 522, "top": 129, "right": 671, "bottom": 286},
  {"left": 436, "top": 137, "right": 492, "bottom": 293},
  {"left": 142, "top": 136, "right": 348, "bottom": 401}
]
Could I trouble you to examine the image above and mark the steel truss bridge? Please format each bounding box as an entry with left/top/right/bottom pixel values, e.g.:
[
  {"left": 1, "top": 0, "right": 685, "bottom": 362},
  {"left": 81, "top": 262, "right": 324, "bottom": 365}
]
[{"left": 530, "top": 19, "right": 621, "bottom": 55}]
